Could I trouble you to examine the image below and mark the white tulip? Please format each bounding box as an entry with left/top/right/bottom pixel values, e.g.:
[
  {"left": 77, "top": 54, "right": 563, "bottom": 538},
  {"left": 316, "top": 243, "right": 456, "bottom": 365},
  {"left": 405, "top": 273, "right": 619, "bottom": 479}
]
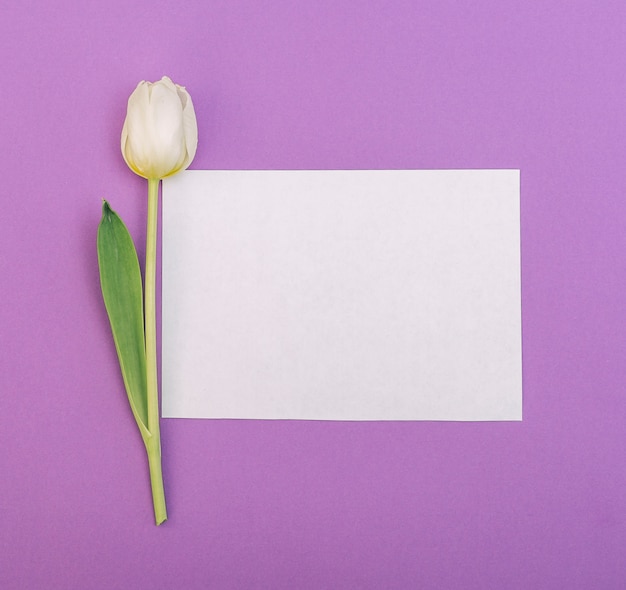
[
  {"left": 107, "top": 76, "right": 198, "bottom": 524},
  {"left": 121, "top": 76, "right": 198, "bottom": 180}
]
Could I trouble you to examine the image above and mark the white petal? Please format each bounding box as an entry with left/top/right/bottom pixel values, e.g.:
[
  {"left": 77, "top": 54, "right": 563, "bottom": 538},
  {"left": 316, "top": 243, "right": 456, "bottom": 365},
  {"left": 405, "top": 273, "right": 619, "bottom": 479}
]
[
  {"left": 178, "top": 86, "right": 198, "bottom": 170},
  {"left": 145, "top": 81, "right": 185, "bottom": 177},
  {"left": 125, "top": 82, "right": 155, "bottom": 175}
]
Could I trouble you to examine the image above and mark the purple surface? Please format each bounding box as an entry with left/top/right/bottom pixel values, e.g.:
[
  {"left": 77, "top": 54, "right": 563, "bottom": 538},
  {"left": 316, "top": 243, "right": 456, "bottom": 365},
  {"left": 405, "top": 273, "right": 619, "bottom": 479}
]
[{"left": 1, "top": 1, "right": 625, "bottom": 588}]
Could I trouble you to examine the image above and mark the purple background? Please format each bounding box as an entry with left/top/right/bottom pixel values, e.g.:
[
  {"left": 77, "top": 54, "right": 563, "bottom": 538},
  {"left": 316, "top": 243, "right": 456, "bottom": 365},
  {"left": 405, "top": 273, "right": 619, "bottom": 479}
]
[{"left": 1, "top": 1, "right": 625, "bottom": 588}]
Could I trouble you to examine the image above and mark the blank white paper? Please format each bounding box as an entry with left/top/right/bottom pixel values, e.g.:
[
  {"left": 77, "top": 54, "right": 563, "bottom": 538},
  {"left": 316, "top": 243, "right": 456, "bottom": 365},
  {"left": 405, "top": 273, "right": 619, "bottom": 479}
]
[{"left": 162, "top": 170, "right": 521, "bottom": 421}]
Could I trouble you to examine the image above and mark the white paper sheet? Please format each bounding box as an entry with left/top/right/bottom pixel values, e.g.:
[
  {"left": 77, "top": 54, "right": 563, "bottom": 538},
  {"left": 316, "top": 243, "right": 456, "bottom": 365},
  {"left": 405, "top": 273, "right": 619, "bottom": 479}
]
[{"left": 162, "top": 170, "right": 521, "bottom": 420}]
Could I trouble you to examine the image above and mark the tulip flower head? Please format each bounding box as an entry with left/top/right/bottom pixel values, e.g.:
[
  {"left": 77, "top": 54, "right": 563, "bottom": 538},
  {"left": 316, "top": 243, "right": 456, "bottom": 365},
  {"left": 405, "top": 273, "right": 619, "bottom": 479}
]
[{"left": 121, "top": 76, "right": 198, "bottom": 180}]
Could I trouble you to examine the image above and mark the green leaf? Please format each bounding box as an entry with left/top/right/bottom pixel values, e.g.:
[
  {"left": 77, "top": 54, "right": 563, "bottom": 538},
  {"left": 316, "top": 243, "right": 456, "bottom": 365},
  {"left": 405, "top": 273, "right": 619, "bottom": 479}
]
[{"left": 97, "top": 201, "right": 149, "bottom": 434}]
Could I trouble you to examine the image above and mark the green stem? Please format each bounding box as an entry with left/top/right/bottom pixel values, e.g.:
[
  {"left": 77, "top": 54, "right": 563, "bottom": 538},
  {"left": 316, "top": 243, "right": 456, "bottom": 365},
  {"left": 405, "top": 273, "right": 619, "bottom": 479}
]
[
  {"left": 146, "top": 177, "right": 166, "bottom": 525},
  {"left": 146, "top": 435, "right": 166, "bottom": 525}
]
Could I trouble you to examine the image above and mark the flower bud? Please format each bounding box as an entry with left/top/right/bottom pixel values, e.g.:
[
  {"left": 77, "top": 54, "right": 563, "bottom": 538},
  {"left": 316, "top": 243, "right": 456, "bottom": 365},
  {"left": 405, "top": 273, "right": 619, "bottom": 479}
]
[{"left": 121, "top": 76, "right": 198, "bottom": 180}]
